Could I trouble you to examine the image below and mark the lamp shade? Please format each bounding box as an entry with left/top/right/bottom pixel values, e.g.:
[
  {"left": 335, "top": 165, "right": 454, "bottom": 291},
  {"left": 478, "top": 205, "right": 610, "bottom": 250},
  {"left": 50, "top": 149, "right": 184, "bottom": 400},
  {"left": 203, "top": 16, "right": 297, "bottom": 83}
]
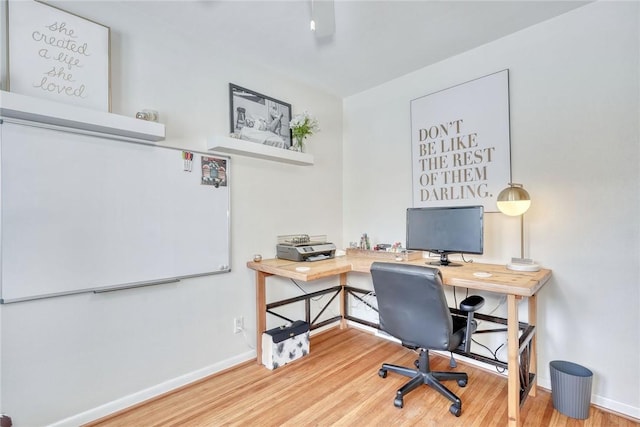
[{"left": 497, "top": 184, "right": 531, "bottom": 216}]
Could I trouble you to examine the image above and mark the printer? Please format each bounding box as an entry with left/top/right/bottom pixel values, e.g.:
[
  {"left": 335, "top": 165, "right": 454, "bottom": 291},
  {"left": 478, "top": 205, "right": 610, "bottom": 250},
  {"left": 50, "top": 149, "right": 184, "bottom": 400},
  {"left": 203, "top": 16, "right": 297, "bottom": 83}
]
[{"left": 276, "top": 234, "right": 336, "bottom": 262}]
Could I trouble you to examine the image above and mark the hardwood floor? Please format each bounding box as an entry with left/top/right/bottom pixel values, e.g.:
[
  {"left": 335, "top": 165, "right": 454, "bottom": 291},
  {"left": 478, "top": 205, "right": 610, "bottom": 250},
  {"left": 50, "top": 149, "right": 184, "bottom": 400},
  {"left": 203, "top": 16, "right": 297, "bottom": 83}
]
[{"left": 87, "top": 327, "right": 638, "bottom": 427}]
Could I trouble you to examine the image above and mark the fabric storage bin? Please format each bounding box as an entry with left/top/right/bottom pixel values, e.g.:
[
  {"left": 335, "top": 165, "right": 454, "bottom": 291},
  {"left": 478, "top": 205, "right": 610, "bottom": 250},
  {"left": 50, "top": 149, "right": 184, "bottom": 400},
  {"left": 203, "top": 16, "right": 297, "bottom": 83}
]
[{"left": 262, "top": 320, "right": 310, "bottom": 370}]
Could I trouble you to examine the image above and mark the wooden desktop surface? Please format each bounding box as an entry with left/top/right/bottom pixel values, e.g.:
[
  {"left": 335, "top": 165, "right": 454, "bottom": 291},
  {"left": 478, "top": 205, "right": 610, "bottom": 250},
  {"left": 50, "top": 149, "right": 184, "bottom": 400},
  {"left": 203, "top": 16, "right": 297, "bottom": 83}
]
[{"left": 246, "top": 255, "right": 551, "bottom": 297}]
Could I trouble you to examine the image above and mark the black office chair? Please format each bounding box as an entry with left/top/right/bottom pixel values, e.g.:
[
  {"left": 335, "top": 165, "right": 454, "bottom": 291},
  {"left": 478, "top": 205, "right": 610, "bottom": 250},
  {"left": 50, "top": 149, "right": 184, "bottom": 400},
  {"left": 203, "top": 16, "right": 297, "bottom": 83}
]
[{"left": 370, "top": 262, "right": 484, "bottom": 417}]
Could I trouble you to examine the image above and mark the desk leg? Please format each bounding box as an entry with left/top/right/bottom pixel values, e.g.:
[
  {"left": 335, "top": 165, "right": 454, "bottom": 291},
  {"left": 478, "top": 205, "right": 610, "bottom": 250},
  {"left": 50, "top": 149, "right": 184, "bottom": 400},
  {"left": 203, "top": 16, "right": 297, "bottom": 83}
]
[
  {"left": 528, "top": 294, "right": 538, "bottom": 397},
  {"left": 507, "top": 294, "right": 521, "bottom": 427},
  {"left": 255, "top": 271, "right": 268, "bottom": 365},
  {"left": 339, "top": 273, "right": 347, "bottom": 329}
]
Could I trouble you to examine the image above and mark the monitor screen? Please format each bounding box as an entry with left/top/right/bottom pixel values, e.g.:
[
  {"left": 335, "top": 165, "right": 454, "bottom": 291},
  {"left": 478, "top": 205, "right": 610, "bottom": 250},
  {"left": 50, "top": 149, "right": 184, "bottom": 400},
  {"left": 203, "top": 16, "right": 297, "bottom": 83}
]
[{"left": 406, "top": 205, "right": 484, "bottom": 266}]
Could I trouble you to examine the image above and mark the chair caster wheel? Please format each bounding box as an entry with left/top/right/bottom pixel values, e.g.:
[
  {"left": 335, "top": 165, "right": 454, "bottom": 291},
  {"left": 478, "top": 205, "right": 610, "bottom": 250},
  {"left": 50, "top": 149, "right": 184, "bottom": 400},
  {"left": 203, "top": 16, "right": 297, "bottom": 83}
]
[
  {"left": 450, "top": 404, "right": 461, "bottom": 417},
  {"left": 457, "top": 379, "right": 467, "bottom": 387},
  {"left": 394, "top": 397, "right": 404, "bottom": 408},
  {"left": 378, "top": 369, "right": 387, "bottom": 378}
]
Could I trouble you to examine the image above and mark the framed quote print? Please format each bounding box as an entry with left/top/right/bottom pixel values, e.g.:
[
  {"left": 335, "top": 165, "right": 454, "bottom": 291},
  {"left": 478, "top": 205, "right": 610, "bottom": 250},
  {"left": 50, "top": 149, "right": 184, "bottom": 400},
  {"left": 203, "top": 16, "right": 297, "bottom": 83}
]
[
  {"left": 7, "top": 0, "right": 111, "bottom": 111},
  {"left": 410, "top": 70, "right": 511, "bottom": 212}
]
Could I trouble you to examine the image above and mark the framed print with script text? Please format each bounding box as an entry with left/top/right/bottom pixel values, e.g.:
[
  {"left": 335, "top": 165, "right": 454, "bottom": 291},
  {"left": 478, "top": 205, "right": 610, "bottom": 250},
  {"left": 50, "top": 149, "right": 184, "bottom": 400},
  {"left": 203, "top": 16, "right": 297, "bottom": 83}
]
[{"left": 7, "top": 0, "right": 111, "bottom": 111}]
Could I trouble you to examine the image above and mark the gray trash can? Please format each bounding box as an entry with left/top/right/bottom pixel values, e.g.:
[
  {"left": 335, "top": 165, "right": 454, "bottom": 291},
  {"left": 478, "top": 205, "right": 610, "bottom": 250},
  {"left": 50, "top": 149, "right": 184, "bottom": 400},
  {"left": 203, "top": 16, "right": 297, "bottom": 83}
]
[{"left": 549, "top": 360, "right": 593, "bottom": 419}]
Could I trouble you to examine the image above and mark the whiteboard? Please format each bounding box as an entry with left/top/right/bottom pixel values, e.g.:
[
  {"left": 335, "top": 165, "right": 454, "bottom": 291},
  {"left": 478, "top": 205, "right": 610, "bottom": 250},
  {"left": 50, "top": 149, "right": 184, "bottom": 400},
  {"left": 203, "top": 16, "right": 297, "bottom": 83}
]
[{"left": 0, "top": 121, "right": 230, "bottom": 303}]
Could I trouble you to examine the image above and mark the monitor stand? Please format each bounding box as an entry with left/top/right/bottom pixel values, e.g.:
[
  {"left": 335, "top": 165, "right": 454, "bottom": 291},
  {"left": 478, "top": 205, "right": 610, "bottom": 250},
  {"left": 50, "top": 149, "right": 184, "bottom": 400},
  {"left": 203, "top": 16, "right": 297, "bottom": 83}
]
[{"left": 426, "top": 253, "right": 462, "bottom": 267}]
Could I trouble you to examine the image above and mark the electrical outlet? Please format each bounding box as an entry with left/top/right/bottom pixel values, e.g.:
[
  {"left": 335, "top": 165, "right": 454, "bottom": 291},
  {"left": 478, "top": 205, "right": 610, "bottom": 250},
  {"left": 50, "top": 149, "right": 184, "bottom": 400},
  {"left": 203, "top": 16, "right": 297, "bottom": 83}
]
[{"left": 233, "top": 316, "right": 244, "bottom": 334}]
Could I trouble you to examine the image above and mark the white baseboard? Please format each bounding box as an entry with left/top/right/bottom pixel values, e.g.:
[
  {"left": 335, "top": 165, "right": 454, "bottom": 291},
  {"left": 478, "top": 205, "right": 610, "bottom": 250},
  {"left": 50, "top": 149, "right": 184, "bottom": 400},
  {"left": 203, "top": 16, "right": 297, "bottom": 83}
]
[
  {"left": 589, "top": 394, "right": 640, "bottom": 420},
  {"left": 346, "top": 319, "right": 377, "bottom": 333},
  {"left": 536, "top": 378, "right": 638, "bottom": 420},
  {"left": 49, "top": 350, "right": 256, "bottom": 427}
]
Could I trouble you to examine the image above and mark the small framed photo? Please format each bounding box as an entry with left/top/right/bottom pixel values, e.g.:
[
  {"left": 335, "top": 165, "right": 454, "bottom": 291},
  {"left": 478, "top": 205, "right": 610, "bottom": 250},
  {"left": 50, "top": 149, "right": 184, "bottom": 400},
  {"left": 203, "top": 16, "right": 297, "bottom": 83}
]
[
  {"left": 7, "top": 0, "right": 111, "bottom": 111},
  {"left": 201, "top": 156, "right": 228, "bottom": 188},
  {"left": 229, "top": 83, "right": 292, "bottom": 149}
]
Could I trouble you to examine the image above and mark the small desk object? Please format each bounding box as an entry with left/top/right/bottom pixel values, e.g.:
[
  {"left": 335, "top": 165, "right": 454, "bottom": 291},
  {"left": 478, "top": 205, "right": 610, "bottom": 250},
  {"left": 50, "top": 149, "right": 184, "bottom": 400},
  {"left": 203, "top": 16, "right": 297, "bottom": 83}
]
[{"left": 247, "top": 256, "right": 552, "bottom": 427}]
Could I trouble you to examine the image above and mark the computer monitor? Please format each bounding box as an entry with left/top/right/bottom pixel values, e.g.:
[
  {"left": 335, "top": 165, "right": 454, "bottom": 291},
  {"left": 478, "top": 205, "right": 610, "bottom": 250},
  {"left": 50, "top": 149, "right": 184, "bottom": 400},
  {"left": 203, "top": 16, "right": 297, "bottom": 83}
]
[{"left": 406, "top": 205, "right": 484, "bottom": 267}]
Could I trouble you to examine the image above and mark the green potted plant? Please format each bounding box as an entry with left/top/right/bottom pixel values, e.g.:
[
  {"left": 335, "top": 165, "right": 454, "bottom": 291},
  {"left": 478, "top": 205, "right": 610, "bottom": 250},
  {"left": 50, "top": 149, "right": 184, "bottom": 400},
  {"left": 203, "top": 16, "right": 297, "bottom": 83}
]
[{"left": 289, "top": 111, "right": 320, "bottom": 151}]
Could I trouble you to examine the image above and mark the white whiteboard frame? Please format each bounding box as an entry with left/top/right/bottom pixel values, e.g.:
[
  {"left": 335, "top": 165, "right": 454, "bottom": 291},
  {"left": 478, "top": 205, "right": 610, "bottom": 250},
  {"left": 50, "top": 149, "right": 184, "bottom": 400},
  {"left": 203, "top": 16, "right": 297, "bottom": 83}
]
[
  {"left": 7, "top": 0, "right": 111, "bottom": 111},
  {"left": 410, "top": 70, "right": 511, "bottom": 212},
  {"left": 0, "top": 0, "right": 8, "bottom": 91}
]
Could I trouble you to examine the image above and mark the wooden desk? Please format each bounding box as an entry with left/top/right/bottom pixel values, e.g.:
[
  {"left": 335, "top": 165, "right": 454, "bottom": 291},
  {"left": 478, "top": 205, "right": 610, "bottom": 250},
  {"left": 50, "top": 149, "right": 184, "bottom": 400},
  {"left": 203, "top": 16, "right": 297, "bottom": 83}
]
[{"left": 247, "top": 256, "right": 551, "bottom": 427}]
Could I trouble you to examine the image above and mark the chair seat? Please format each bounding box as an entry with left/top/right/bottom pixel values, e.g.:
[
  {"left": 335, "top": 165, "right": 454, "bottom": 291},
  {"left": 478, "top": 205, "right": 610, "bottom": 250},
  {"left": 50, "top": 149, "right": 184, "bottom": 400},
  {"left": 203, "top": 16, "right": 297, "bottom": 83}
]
[{"left": 401, "top": 314, "right": 476, "bottom": 352}]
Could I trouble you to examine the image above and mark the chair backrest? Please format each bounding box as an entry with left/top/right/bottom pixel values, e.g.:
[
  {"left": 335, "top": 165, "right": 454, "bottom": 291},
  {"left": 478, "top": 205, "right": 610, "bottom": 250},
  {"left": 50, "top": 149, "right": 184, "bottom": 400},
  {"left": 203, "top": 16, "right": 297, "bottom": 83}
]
[{"left": 371, "top": 262, "right": 454, "bottom": 350}]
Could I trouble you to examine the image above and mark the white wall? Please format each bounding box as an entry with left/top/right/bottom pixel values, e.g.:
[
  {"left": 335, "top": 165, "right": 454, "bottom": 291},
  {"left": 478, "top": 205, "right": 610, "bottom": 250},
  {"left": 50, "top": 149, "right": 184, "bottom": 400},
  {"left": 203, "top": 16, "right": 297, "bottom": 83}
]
[
  {"left": 2, "top": 1, "right": 638, "bottom": 425},
  {"left": 344, "top": 1, "right": 639, "bottom": 418},
  {"left": 0, "top": 2, "right": 342, "bottom": 426}
]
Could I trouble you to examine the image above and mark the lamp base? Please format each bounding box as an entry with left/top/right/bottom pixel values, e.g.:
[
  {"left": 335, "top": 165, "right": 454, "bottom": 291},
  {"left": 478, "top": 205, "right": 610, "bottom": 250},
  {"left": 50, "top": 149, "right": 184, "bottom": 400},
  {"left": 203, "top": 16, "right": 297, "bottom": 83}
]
[{"left": 506, "top": 258, "right": 541, "bottom": 272}]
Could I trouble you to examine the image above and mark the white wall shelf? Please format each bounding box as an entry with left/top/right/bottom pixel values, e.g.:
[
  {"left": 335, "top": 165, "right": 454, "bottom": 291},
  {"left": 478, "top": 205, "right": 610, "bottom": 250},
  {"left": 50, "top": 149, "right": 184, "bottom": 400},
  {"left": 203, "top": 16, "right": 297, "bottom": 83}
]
[
  {"left": 0, "top": 90, "right": 165, "bottom": 142},
  {"left": 207, "top": 135, "right": 314, "bottom": 166}
]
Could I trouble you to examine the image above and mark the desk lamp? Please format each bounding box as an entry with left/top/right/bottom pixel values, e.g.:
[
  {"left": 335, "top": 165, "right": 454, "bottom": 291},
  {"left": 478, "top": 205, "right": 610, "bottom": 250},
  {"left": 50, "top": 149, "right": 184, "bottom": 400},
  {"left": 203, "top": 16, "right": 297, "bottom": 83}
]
[{"left": 497, "top": 183, "right": 540, "bottom": 271}]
